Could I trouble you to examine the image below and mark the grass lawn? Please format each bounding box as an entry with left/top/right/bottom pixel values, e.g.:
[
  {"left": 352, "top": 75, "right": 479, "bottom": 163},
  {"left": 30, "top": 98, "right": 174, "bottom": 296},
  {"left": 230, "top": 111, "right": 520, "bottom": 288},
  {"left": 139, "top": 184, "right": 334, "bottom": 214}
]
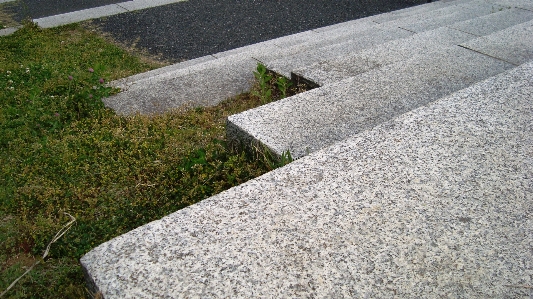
[{"left": 0, "top": 21, "right": 296, "bottom": 298}]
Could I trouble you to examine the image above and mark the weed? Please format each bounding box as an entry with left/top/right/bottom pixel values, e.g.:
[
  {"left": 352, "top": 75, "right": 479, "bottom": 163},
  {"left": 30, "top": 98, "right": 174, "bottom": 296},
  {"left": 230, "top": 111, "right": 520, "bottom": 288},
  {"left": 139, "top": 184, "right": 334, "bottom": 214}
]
[
  {"left": 251, "top": 63, "right": 273, "bottom": 104},
  {"left": 250, "top": 63, "right": 314, "bottom": 105},
  {"left": 276, "top": 76, "right": 292, "bottom": 99}
]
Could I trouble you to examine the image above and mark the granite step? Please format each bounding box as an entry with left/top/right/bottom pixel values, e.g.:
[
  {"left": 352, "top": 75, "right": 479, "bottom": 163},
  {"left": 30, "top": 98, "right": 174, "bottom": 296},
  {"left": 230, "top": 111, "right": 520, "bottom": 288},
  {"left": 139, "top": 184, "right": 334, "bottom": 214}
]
[
  {"left": 255, "top": 25, "right": 414, "bottom": 78},
  {"left": 227, "top": 45, "right": 514, "bottom": 159},
  {"left": 488, "top": 0, "right": 533, "bottom": 11},
  {"left": 459, "top": 17, "right": 533, "bottom": 65},
  {"left": 81, "top": 60, "right": 533, "bottom": 299},
  {"left": 295, "top": 8, "right": 533, "bottom": 86}
]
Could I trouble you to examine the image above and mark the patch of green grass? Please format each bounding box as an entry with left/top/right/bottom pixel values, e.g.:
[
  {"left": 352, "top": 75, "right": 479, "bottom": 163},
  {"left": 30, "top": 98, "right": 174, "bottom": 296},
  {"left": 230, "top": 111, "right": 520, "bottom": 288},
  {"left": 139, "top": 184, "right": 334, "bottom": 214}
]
[{"left": 0, "top": 22, "right": 297, "bottom": 298}]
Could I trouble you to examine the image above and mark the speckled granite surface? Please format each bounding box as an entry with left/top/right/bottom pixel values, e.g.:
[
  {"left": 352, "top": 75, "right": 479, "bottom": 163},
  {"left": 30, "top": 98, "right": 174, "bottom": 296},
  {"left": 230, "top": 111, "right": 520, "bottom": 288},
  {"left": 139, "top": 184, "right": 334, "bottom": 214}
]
[
  {"left": 228, "top": 45, "right": 513, "bottom": 159},
  {"left": 81, "top": 60, "right": 533, "bottom": 298},
  {"left": 380, "top": 0, "right": 497, "bottom": 33}
]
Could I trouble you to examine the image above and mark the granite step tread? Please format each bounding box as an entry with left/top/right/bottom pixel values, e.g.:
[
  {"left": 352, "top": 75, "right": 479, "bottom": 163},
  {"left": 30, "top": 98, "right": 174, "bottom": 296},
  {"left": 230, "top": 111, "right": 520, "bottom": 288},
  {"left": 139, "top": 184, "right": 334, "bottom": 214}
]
[
  {"left": 370, "top": 0, "right": 480, "bottom": 24},
  {"left": 81, "top": 60, "right": 533, "bottom": 299},
  {"left": 227, "top": 45, "right": 514, "bottom": 159},
  {"left": 295, "top": 8, "right": 533, "bottom": 86},
  {"left": 371, "top": 0, "right": 499, "bottom": 32},
  {"left": 488, "top": 0, "right": 533, "bottom": 11},
  {"left": 448, "top": 6, "right": 533, "bottom": 36},
  {"left": 250, "top": 3, "right": 466, "bottom": 62}
]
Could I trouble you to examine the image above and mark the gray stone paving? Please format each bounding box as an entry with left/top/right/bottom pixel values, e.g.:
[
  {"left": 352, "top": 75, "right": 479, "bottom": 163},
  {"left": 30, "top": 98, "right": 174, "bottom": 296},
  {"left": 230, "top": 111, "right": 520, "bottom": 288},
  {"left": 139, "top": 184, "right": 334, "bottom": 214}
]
[
  {"left": 448, "top": 7, "right": 533, "bottom": 36},
  {"left": 104, "top": 55, "right": 260, "bottom": 115},
  {"left": 81, "top": 59, "right": 533, "bottom": 299},
  {"left": 103, "top": 0, "right": 527, "bottom": 116}
]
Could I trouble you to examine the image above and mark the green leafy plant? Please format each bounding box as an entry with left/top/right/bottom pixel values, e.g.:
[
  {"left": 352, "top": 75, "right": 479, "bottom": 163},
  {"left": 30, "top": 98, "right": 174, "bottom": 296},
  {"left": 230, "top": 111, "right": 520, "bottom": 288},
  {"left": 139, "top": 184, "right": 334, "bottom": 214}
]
[
  {"left": 251, "top": 63, "right": 273, "bottom": 104},
  {"left": 276, "top": 76, "right": 293, "bottom": 99}
]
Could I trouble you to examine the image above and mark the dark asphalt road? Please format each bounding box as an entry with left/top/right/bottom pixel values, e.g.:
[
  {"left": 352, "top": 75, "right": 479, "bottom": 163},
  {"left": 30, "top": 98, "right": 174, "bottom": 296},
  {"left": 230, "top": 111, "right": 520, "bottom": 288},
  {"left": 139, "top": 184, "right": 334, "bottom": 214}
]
[{"left": 91, "top": 0, "right": 427, "bottom": 63}]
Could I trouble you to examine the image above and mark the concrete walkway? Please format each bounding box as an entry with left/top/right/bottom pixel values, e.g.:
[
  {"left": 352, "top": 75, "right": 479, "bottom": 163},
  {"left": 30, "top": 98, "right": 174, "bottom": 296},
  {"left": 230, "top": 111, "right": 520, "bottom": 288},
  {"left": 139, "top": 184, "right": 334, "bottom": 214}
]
[{"left": 81, "top": 0, "right": 533, "bottom": 297}]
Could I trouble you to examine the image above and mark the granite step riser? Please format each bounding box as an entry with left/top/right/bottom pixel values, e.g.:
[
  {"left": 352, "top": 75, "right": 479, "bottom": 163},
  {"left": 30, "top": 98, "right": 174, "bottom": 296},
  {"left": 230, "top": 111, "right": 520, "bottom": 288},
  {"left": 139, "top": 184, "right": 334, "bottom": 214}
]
[{"left": 227, "top": 46, "right": 514, "bottom": 159}]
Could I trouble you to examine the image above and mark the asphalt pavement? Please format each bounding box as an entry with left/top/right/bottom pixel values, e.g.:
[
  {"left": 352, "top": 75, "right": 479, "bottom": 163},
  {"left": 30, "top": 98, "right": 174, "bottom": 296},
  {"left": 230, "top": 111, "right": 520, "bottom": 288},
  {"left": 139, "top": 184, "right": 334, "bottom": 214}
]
[{"left": 4, "top": 0, "right": 428, "bottom": 63}]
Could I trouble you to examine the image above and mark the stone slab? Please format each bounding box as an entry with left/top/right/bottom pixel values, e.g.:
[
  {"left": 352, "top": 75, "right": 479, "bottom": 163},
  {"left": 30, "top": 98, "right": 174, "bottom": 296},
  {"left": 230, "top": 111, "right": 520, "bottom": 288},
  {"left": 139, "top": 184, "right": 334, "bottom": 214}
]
[
  {"left": 460, "top": 19, "right": 533, "bottom": 65},
  {"left": 448, "top": 7, "right": 533, "bottom": 36},
  {"left": 104, "top": 55, "right": 258, "bottom": 115},
  {"left": 117, "top": 0, "right": 187, "bottom": 11},
  {"left": 294, "top": 27, "right": 476, "bottom": 86},
  {"left": 258, "top": 26, "right": 413, "bottom": 78},
  {"left": 0, "top": 26, "right": 20, "bottom": 36},
  {"left": 208, "top": 20, "right": 373, "bottom": 60},
  {"left": 81, "top": 60, "right": 533, "bottom": 299},
  {"left": 251, "top": 20, "right": 387, "bottom": 66},
  {"left": 311, "top": 17, "right": 378, "bottom": 33},
  {"left": 374, "top": 0, "right": 471, "bottom": 26},
  {"left": 227, "top": 46, "right": 513, "bottom": 159},
  {"left": 28, "top": 0, "right": 189, "bottom": 29}
]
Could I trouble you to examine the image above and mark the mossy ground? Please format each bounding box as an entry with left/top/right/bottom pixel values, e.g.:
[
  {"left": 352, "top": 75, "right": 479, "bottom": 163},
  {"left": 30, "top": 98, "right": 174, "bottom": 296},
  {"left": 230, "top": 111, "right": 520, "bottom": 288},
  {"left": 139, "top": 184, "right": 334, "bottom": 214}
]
[{"left": 0, "top": 22, "right": 295, "bottom": 298}]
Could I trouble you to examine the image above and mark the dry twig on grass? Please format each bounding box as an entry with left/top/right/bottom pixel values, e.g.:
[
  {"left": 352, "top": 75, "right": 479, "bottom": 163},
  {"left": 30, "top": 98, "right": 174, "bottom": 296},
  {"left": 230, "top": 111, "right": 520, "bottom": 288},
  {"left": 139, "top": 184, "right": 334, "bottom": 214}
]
[{"left": 0, "top": 213, "right": 76, "bottom": 298}]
